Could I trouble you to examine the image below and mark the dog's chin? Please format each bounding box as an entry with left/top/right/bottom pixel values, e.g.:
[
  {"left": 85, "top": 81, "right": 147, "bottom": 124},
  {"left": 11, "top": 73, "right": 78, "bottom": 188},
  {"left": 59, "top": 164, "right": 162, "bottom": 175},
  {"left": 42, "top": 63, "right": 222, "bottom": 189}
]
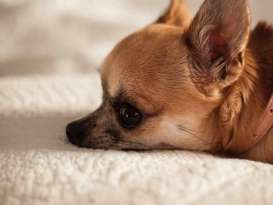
[{"left": 71, "top": 139, "right": 178, "bottom": 151}]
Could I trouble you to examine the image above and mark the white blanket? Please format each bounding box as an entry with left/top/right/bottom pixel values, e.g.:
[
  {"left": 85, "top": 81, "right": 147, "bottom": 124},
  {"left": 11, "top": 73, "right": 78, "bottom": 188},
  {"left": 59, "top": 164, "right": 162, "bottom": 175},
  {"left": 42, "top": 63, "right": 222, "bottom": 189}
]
[
  {"left": 1, "top": 1, "right": 273, "bottom": 205},
  {"left": 1, "top": 74, "right": 273, "bottom": 205}
]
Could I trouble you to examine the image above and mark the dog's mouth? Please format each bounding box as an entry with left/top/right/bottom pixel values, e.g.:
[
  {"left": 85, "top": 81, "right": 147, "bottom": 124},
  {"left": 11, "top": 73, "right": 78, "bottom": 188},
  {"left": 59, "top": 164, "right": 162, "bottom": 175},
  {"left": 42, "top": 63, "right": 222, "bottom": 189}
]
[
  {"left": 66, "top": 131, "right": 147, "bottom": 150},
  {"left": 66, "top": 119, "right": 177, "bottom": 150},
  {"left": 66, "top": 119, "right": 143, "bottom": 150}
]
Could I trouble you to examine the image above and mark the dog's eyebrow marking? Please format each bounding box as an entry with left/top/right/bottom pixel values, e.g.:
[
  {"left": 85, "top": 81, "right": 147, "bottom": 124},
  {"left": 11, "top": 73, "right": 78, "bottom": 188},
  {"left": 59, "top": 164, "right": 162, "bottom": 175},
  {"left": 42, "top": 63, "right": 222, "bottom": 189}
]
[
  {"left": 107, "top": 86, "right": 164, "bottom": 118},
  {"left": 111, "top": 89, "right": 154, "bottom": 113},
  {"left": 110, "top": 88, "right": 137, "bottom": 107}
]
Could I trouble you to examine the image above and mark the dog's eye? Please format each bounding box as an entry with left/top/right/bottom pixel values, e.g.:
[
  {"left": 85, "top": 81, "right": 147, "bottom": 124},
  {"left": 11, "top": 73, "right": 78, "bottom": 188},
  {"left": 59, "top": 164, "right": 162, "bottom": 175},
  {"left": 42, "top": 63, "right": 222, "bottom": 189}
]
[{"left": 116, "top": 103, "right": 143, "bottom": 129}]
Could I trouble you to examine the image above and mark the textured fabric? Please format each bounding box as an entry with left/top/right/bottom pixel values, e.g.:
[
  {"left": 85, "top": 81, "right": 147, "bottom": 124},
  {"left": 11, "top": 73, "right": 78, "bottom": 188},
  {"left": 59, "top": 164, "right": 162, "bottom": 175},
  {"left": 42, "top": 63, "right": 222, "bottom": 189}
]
[
  {"left": 1, "top": 1, "right": 273, "bottom": 205},
  {"left": 1, "top": 75, "right": 273, "bottom": 205}
]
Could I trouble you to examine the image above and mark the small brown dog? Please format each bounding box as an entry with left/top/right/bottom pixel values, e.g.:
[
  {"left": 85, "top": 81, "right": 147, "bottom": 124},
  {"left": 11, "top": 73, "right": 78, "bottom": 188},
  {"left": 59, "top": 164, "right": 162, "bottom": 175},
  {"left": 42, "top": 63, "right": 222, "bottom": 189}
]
[{"left": 66, "top": 0, "right": 273, "bottom": 163}]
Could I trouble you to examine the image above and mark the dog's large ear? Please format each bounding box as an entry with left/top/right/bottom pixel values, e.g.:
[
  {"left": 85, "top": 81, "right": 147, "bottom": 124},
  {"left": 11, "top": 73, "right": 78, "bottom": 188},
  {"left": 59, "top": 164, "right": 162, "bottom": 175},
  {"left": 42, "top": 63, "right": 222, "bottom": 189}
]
[
  {"left": 157, "top": 0, "right": 191, "bottom": 27},
  {"left": 186, "top": 0, "right": 250, "bottom": 94}
]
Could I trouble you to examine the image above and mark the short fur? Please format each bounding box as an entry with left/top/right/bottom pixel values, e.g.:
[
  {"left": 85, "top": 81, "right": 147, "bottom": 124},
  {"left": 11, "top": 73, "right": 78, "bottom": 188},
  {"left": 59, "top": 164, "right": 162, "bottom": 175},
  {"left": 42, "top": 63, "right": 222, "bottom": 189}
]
[{"left": 66, "top": 0, "right": 273, "bottom": 163}]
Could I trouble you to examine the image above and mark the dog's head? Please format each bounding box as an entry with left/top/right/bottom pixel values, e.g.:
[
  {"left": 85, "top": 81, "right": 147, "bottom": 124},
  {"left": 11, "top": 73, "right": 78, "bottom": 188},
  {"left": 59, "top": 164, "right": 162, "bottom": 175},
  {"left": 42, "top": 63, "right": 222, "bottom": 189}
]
[{"left": 66, "top": 0, "right": 250, "bottom": 151}]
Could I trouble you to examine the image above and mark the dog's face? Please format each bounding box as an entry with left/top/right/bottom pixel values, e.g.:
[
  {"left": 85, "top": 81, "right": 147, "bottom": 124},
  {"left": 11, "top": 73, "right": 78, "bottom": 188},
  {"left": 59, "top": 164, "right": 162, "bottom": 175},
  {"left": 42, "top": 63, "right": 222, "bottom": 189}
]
[{"left": 66, "top": 0, "right": 250, "bottom": 151}]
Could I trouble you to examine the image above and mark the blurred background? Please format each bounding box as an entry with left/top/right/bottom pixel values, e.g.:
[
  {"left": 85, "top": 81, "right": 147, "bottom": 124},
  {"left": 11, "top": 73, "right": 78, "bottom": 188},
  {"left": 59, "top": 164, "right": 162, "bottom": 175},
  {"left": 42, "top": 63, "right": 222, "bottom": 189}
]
[{"left": 0, "top": 0, "right": 272, "bottom": 77}]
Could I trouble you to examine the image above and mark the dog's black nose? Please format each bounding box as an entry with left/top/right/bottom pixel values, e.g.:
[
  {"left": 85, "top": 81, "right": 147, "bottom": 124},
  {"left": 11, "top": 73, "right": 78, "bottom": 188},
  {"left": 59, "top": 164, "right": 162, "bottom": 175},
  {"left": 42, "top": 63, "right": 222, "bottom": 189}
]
[{"left": 66, "top": 121, "right": 86, "bottom": 146}]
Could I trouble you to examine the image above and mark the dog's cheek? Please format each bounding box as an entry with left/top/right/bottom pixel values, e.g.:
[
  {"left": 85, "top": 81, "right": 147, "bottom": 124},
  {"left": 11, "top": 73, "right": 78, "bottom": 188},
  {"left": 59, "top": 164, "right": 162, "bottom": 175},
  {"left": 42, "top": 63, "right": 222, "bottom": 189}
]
[
  {"left": 137, "top": 117, "right": 184, "bottom": 147},
  {"left": 129, "top": 115, "right": 212, "bottom": 150}
]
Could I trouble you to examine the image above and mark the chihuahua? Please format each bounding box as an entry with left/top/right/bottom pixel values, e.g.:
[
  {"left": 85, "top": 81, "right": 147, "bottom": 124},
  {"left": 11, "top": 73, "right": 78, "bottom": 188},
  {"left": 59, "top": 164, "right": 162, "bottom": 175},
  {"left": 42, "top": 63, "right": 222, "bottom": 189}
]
[{"left": 66, "top": 0, "right": 273, "bottom": 163}]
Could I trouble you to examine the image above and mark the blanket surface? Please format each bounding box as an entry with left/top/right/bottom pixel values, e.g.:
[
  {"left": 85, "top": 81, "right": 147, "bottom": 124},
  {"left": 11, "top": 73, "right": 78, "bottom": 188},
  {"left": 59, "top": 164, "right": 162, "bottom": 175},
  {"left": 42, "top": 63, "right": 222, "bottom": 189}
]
[{"left": 1, "top": 1, "right": 273, "bottom": 205}]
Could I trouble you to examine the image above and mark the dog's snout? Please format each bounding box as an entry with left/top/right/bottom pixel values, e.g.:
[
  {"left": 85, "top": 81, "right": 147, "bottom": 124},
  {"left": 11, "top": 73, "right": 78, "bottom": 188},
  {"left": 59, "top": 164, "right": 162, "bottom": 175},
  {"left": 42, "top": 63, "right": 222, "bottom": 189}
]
[{"left": 66, "top": 121, "right": 87, "bottom": 146}]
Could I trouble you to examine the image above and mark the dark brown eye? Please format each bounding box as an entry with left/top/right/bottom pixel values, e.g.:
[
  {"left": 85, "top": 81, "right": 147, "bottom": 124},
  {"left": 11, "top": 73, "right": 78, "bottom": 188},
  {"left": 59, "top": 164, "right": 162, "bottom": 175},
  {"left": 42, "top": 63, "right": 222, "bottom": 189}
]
[{"left": 117, "top": 103, "right": 143, "bottom": 129}]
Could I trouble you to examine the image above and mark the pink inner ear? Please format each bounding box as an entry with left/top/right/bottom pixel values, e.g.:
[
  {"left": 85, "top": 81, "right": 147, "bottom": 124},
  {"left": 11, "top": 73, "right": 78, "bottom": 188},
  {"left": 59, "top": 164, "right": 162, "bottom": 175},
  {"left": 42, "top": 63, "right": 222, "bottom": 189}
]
[{"left": 208, "top": 30, "right": 229, "bottom": 63}]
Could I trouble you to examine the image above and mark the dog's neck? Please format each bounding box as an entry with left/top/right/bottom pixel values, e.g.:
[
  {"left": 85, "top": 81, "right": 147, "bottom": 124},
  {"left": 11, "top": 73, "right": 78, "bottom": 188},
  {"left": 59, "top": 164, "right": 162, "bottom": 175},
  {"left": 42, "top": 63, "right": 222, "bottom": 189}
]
[{"left": 217, "top": 23, "right": 273, "bottom": 163}]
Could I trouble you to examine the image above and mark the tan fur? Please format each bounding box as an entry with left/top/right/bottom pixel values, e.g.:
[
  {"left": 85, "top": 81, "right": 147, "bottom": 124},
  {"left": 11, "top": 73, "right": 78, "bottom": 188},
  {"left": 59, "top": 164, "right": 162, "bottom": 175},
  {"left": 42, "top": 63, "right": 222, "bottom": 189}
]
[
  {"left": 67, "top": 0, "right": 273, "bottom": 163},
  {"left": 221, "top": 23, "right": 273, "bottom": 163},
  {"left": 157, "top": 0, "right": 191, "bottom": 27}
]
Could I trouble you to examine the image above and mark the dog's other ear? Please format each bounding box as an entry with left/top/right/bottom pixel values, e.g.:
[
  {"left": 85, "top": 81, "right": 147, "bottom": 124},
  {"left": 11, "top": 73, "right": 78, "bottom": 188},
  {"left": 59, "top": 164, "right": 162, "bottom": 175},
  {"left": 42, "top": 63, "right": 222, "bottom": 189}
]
[
  {"left": 157, "top": 0, "right": 191, "bottom": 27},
  {"left": 186, "top": 0, "right": 250, "bottom": 92}
]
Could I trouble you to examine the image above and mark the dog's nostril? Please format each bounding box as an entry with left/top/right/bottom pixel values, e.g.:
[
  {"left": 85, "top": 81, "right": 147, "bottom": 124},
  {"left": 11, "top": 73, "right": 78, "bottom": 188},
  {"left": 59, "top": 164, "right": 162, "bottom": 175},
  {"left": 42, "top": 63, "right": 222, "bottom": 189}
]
[{"left": 66, "top": 121, "right": 86, "bottom": 146}]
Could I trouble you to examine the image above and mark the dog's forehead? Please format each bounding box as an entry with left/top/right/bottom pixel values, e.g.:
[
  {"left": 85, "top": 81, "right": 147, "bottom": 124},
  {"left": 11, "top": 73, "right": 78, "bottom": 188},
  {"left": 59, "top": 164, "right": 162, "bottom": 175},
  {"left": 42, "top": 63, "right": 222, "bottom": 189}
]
[{"left": 101, "top": 24, "right": 189, "bottom": 98}]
